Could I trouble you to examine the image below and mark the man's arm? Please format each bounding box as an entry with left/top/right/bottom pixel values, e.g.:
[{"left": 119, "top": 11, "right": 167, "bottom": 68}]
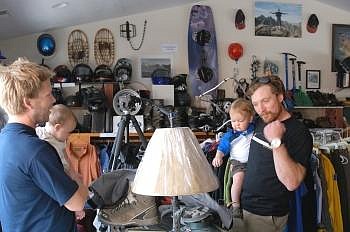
[
  {"left": 64, "top": 170, "right": 89, "bottom": 211},
  {"left": 272, "top": 145, "right": 306, "bottom": 191},
  {"left": 263, "top": 120, "right": 307, "bottom": 191}
]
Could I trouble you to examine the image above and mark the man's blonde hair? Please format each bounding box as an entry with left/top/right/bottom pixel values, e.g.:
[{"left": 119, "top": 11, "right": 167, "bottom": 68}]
[
  {"left": 49, "top": 104, "right": 77, "bottom": 126},
  {"left": 0, "top": 58, "right": 53, "bottom": 115}
]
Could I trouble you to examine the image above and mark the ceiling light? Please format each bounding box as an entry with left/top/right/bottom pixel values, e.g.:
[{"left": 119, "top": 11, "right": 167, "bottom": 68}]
[
  {"left": 51, "top": 2, "right": 69, "bottom": 9},
  {"left": 0, "top": 9, "right": 10, "bottom": 17}
]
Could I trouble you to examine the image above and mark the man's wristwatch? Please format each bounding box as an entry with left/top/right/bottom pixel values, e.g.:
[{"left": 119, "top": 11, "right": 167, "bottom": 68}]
[{"left": 270, "top": 138, "right": 282, "bottom": 149}]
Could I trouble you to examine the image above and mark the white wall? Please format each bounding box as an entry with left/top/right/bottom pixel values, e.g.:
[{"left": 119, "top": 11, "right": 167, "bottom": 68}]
[{"left": 1, "top": 0, "right": 350, "bottom": 99}]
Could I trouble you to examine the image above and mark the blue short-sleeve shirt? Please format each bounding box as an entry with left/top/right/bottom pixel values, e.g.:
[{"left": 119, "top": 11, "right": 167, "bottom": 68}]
[{"left": 0, "top": 123, "right": 79, "bottom": 232}]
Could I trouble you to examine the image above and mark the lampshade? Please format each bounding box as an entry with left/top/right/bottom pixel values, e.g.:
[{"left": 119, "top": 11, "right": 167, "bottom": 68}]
[{"left": 132, "top": 127, "right": 219, "bottom": 196}]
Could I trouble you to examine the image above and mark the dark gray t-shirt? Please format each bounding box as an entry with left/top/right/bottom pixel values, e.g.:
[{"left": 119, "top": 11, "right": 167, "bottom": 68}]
[{"left": 241, "top": 116, "right": 313, "bottom": 216}]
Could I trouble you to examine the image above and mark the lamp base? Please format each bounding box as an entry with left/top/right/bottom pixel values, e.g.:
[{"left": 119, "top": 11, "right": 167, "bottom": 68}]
[{"left": 171, "top": 196, "right": 181, "bottom": 232}]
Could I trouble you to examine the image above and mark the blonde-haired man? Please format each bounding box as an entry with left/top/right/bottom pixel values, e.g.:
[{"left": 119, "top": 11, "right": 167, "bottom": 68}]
[{"left": 0, "top": 58, "right": 88, "bottom": 231}]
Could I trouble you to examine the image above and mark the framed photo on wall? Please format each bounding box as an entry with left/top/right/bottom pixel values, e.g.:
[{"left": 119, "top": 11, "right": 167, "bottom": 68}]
[
  {"left": 254, "top": 1, "right": 302, "bottom": 38},
  {"left": 332, "top": 24, "right": 350, "bottom": 72},
  {"left": 139, "top": 56, "right": 172, "bottom": 79},
  {"left": 306, "top": 70, "right": 321, "bottom": 89}
]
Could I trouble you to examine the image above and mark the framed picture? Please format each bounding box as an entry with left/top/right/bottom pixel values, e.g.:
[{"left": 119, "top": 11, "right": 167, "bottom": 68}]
[
  {"left": 306, "top": 70, "right": 321, "bottom": 89},
  {"left": 139, "top": 56, "right": 172, "bottom": 78},
  {"left": 332, "top": 24, "right": 350, "bottom": 72},
  {"left": 254, "top": 1, "right": 302, "bottom": 38}
]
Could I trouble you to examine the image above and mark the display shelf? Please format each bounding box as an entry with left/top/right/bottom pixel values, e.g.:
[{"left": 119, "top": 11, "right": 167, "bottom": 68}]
[
  {"left": 69, "top": 131, "right": 215, "bottom": 144},
  {"left": 293, "top": 106, "right": 345, "bottom": 128}
]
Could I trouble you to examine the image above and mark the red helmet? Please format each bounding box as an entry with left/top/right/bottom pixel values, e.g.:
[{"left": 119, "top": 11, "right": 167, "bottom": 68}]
[{"left": 228, "top": 43, "right": 243, "bottom": 61}]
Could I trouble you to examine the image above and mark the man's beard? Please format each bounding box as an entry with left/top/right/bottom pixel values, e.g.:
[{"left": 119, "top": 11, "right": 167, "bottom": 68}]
[{"left": 260, "top": 109, "right": 281, "bottom": 123}]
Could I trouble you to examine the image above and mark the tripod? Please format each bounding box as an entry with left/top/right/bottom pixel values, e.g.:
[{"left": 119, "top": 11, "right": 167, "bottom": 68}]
[{"left": 109, "top": 113, "right": 148, "bottom": 171}]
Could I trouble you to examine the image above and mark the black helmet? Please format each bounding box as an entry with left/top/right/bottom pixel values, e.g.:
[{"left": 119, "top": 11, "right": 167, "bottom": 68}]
[
  {"left": 235, "top": 9, "right": 245, "bottom": 30},
  {"left": 114, "top": 58, "right": 132, "bottom": 83},
  {"left": 94, "top": 64, "right": 113, "bottom": 82},
  {"left": 172, "top": 74, "right": 188, "bottom": 92},
  {"left": 65, "top": 94, "right": 81, "bottom": 107},
  {"left": 53, "top": 65, "right": 72, "bottom": 83},
  {"left": 72, "top": 63, "right": 93, "bottom": 83},
  {"left": 80, "top": 86, "right": 106, "bottom": 112},
  {"left": 52, "top": 87, "right": 65, "bottom": 104}
]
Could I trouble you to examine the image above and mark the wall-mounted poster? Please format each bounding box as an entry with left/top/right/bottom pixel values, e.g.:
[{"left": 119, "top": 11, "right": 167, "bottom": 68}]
[
  {"left": 332, "top": 24, "right": 350, "bottom": 72},
  {"left": 255, "top": 1, "right": 302, "bottom": 38},
  {"left": 139, "top": 56, "right": 172, "bottom": 79}
]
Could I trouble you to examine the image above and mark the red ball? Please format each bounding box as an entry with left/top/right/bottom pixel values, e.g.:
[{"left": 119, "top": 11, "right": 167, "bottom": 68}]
[{"left": 228, "top": 43, "right": 243, "bottom": 61}]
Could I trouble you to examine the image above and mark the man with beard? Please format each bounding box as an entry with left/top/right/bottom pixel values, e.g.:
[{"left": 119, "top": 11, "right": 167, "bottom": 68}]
[
  {"left": 237, "top": 76, "right": 313, "bottom": 232},
  {"left": 0, "top": 58, "right": 88, "bottom": 232}
]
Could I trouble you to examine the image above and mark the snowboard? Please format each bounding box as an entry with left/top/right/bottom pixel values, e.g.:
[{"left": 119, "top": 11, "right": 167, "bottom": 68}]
[{"left": 188, "top": 5, "right": 218, "bottom": 97}]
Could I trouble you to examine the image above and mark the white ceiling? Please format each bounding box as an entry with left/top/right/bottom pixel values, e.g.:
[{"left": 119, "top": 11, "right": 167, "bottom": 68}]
[
  {"left": 0, "top": 0, "right": 349, "bottom": 41},
  {"left": 0, "top": 0, "right": 198, "bottom": 40}
]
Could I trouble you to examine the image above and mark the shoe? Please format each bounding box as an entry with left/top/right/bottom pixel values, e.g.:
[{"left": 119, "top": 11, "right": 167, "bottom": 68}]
[
  {"left": 181, "top": 206, "right": 211, "bottom": 223},
  {"left": 231, "top": 206, "right": 243, "bottom": 219},
  {"left": 98, "top": 191, "right": 159, "bottom": 226}
]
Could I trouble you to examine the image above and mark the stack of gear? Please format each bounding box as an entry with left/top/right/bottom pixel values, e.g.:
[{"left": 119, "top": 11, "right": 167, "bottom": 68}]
[
  {"left": 80, "top": 86, "right": 106, "bottom": 112},
  {"left": 306, "top": 91, "right": 342, "bottom": 106},
  {"left": 65, "top": 91, "right": 82, "bottom": 107},
  {"left": 80, "top": 86, "right": 107, "bottom": 132},
  {"left": 72, "top": 63, "right": 93, "bottom": 83},
  {"left": 142, "top": 100, "right": 154, "bottom": 132},
  {"left": 94, "top": 64, "right": 114, "bottom": 82},
  {"left": 188, "top": 114, "right": 216, "bottom": 132},
  {"left": 52, "top": 65, "right": 72, "bottom": 83},
  {"left": 151, "top": 99, "right": 166, "bottom": 129},
  {"left": 173, "top": 74, "right": 191, "bottom": 107},
  {"left": 173, "top": 107, "right": 189, "bottom": 128},
  {"left": 293, "top": 89, "right": 313, "bottom": 107},
  {"left": 151, "top": 68, "right": 171, "bottom": 85},
  {"left": 51, "top": 87, "right": 65, "bottom": 105},
  {"left": 114, "top": 58, "right": 132, "bottom": 83}
]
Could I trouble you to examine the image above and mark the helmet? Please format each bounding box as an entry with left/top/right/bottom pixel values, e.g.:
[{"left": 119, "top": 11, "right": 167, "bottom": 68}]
[
  {"left": 307, "top": 14, "right": 319, "bottom": 33},
  {"left": 235, "top": 9, "right": 245, "bottom": 30},
  {"left": 94, "top": 64, "right": 113, "bottom": 82},
  {"left": 80, "top": 86, "right": 106, "bottom": 112},
  {"left": 53, "top": 65, "right": 72, "bottom": 83},
  {"left": 37, "top": 33, "right": 56, "bottom": 57},
  {"left": 151, "top": 68, "right": 171, "bottom": 85},
  {"left": 65, "top": 94, "right": 81, "bottom": 107},
  {"left": 114, "top": 58, "right": 132, "bottom": 83},
  {"left": 52, "top": 87, "right": 65, "bottom": 104},
  {"left": 172, "top": 74, "right": 188, "bottom": 92},
  {"left": 228, "top": 42, "right": 243, "bottom": 61},
  {"left": 72, "top": 63, "right": 93, "bottom": 83}
]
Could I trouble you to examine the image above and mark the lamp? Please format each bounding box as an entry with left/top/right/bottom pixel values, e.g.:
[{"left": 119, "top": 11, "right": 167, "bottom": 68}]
[{"left": 132, "top": 127, "right": 219, "bottom": 231}]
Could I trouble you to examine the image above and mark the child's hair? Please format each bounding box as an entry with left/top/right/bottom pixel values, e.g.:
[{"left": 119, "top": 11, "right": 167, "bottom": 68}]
[
  {"left": 48, "top": 104, "right": 77, "bottom": 126},
  {"left": 230, "top": 98, "right": 254, "bottom": 117}
]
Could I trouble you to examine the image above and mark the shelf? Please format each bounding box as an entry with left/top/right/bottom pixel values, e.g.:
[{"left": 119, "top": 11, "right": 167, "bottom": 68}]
[
  {"left": 53, "top": 82, "right": 117, "bottom": 88},
  {"left": 294, "top": 106, "right": 343, "bottom": 109},
  {"left": 68, "top": 131, "right": 215, "bottom": 144},
  {"left": 293, "top": 107, "right": 345, "bottom": 128}
]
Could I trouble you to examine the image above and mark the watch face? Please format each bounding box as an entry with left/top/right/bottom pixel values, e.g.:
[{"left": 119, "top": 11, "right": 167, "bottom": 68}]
[{"left": 271, "top": 138, "right": 281, "bottom": 149}]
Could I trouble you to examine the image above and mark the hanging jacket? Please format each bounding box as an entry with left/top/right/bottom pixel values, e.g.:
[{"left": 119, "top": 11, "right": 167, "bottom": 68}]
[
  {"left": 66, "top": 140, "right": 101, "bottom": 186},
  {"left": 320, "top": 153, "right": 343, "bottom": 232}
]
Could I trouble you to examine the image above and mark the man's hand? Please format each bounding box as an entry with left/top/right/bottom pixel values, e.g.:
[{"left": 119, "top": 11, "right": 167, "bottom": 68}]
[{"left": 263, "top": 120, "right": 286, "bottom": 142}]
